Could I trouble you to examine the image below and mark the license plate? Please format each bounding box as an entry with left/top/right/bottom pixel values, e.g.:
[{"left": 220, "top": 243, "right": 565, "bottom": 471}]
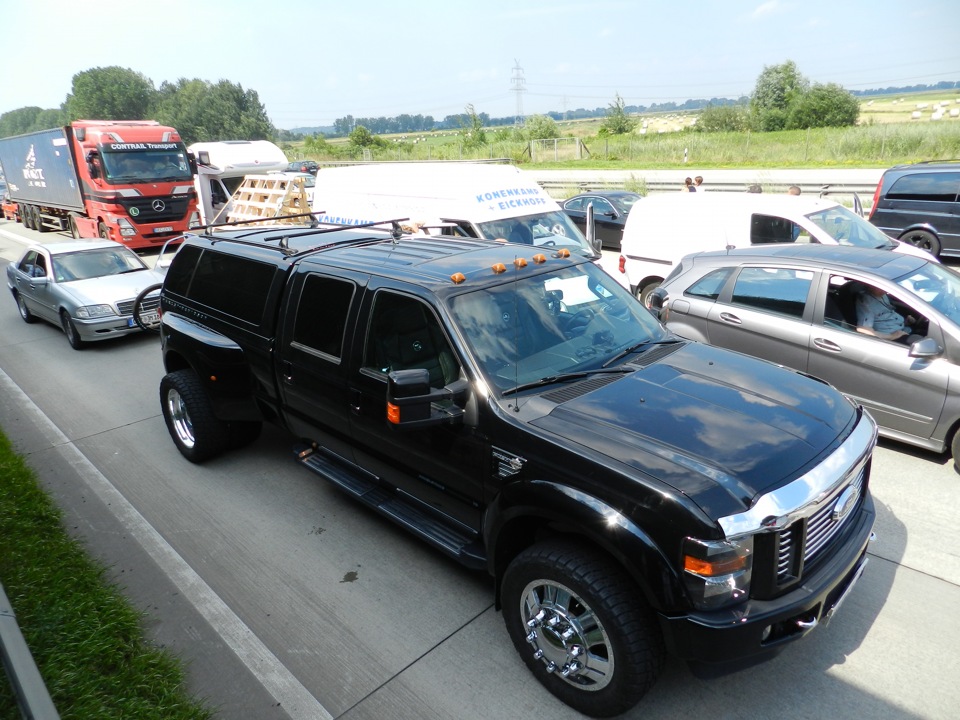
[
  {"left": 154, "top": 226, "right": 173, "bottom": 233},
  {"left": 128, "top": 312, "right": 159, "bottom": 327}
]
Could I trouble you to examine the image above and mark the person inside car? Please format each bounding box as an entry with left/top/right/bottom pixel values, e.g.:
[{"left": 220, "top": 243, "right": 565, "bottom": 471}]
[{"left": 855, "top": 285, "right": 921, "bottom": 344}]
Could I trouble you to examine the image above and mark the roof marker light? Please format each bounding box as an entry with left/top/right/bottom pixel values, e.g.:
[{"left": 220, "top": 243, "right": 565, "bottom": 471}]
[
  {"left": 514, "top": 257, "right": 527, "bottom": 268},
  {"left": 532, "top": 254, "right": 547, "bottom": 264},
  {"left": 451, "top": 272, "right": 466, "bottom": 284},
  {"left": 492, "top": 263, "right": 507, "bottom": 274}
]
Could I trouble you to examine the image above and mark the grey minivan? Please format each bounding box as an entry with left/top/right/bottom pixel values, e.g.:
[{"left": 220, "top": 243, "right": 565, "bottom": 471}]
[
  {"left": 868, "top": 160, "right": 960, "bottom": 259},
  {"left": 650, "top": 244, "right": 960, "bottom": 465}
]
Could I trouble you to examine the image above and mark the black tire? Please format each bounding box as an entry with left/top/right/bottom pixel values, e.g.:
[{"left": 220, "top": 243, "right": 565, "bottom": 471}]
[
  {"left": 636, "top": 280, "right": 662, "bottom": 308},
  {"left": 159, "top": 369, "right": 230, "bottom": 463},
  {"left": 98, "top": 222, "right": 110, "bottom": 239},
  {"left": 69, "top": 214, "right": 82, "bottom": 239},
  {"left": 899, "top": 229, "right": 940, "bottom": 257},
  {"left": 34, "top": 206, "right": 48, "bottom": 233},
  {"left": 22, "top": 204, "right": 34, "bottom": 230},
  {"left": 15, "top": 292, "right": 36, "bottom": 323},
  {"left": 132, "top": 282, "right": 163, "bottom": 333},
  {"left": 501, "top": 541, "right": 665, "bottom": 718},
  {"left": 228, "top": 420, "right": 263, "bottom": 449},
  {"left": 60, "top": 310, "right": 85, "bottom": 350},
  {"left": 951, "top": 431, "right": 960, "bottom": 475}
]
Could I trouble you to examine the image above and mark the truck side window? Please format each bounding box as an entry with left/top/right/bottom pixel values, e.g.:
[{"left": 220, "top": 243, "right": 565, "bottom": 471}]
[
  {"left": 292, "top": 275, "right": 355, "bottom": 360},
  {"left": 363, "top": 293, "right": 458, "bottom": 388}
]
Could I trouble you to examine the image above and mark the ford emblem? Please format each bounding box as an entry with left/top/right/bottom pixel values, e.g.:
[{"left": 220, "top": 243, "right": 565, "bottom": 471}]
[{"left": 831, "top": 486, "right": 858, "bottom": 522}]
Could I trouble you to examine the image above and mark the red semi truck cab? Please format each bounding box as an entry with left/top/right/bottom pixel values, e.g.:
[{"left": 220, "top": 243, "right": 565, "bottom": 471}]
[{"left": 69, "top": 120, "right": 199, "bottom": 248}]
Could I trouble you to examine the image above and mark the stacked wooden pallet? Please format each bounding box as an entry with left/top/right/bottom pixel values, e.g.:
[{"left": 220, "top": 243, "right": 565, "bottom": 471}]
[{"left": 226, "top": 174, "right": 311, "bottom": 225}]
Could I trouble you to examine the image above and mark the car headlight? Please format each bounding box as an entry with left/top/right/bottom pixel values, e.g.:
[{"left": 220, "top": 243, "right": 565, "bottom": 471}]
[
  {"left": 75, "top": 304, "right": 117, "bottom": 319},
  {"left": 682, "top": 535, "right": 753, "bottom": 610}
]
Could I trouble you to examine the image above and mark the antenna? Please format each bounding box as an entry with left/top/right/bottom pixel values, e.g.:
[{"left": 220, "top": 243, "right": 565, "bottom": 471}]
[{"left": 511, "top": 60, "right": 526, "bottom": 128}]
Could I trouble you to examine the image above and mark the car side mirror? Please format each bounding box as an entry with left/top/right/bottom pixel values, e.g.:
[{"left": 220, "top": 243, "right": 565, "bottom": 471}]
[
  {"left": 386, "top": 369, "right": 466, "bottom": 429},
  {"left": 908, "top": 336, "right": 942, "bottom": 359},
  {"left": 648, "top": 286, "right": 669, "bottom": 312}
]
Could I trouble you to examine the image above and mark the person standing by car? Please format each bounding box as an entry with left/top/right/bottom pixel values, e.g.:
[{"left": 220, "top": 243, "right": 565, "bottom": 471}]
[
  {"left": 694, "top": 175, "right": 704, "bottom": 191},
  {"left": 683, "top": 177, "right": 695, "bottom": 192}
]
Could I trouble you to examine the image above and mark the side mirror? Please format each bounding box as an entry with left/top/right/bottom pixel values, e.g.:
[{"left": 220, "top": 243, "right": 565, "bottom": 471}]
[
  {"left": 648, "top": 286, "right": 669, "bottom": 312},
  {"left": 386, "top": 369, "right": 466, "bottom": 429},
  {"left": 908, "top": 336, "right": 942, "bottom": 359}
]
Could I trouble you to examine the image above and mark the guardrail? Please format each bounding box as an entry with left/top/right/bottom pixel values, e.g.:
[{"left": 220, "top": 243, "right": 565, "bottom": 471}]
[
  {"left": 536, "top": 177, "right": 875, "bottom": 200},
  {"left": 0, "top": 581, "right": 59, "bottom": 720}
]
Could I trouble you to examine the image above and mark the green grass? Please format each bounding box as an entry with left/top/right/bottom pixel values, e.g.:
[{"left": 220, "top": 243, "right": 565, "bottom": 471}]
[
  {"left": 287, "top": 92, "right": 960, "bottom": 169},
  {"left": 0, "top": 431, "right": 212, "bottom": 720}
]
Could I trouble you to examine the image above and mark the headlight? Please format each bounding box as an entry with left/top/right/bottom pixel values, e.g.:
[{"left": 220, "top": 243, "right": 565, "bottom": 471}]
[
  {"left": 682, "top": 536, "right": 753, "bottom": 610},
  {"left": 188, "top": 210, "right": 201, "bottom": 228},
  {"left": 75, "top": 304, "right": 117, "bottom": 319},
  {"left": 117, "top": 218, "right": 137, "bottom": 237}
]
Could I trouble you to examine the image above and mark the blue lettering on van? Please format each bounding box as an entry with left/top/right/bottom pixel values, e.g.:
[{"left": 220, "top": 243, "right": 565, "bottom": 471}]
[
  {"left": 316, "top": 213, "right": 373, "bottom": 226},
  {"left": 497, "top": 197, "right": 547, "bottom": 211},
  {"left": 475, "top": 186, "right": 544, "bottom": 204}
]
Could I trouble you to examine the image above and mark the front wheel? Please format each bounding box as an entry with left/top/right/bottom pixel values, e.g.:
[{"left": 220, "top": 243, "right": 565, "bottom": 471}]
[
  {"left": 132, "top": 282, "right": 163, "bottom": 333},
  {"left": 501, "top": 541, "right": 665, "bottom": 718},
  {"left": 159, "top": 369, "right": 230, "bottom": 463},
  {"left": 15, "top": 293, "right": 36, "bottom": 323},
  {"left": 60, "top": 310, "right": 85, "bottom": 350},
  {"left": 899, "top": 229, "right": 940, "bottom": 257},
  {"left": 98, "top": 222, "right": 110, "bottom": 240}
]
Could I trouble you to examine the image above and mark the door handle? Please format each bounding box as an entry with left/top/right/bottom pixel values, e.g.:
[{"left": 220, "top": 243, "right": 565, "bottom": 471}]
[
  {"left": 718, "top": 312, "right": 742, "bottom": 325},
  {"left": 813, "top": 337, "right": 842, "bottom": 352}
]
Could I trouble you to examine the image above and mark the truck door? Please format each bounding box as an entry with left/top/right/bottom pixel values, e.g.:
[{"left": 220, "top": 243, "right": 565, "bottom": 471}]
[
  {"left": 275, "top": 269, "right": 367, "bottom": 464},
  {"left": 347, "top": 284, "right": 486, "bottom": 533}
]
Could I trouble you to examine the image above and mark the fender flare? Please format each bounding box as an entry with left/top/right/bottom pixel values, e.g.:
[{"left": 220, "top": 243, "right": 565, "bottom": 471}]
[{"left": 485, "top": 479, "right": 686, "bottom": 612}]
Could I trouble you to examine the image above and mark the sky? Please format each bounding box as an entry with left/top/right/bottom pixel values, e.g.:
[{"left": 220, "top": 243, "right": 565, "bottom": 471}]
[{"left": 3, "top": 0, "right": 959, "bottom": 130}]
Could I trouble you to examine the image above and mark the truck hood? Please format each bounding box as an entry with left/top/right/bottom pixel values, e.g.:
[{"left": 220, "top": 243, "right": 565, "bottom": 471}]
[{"left": 530, "top": 342, "right": 856, "bottom": 518}]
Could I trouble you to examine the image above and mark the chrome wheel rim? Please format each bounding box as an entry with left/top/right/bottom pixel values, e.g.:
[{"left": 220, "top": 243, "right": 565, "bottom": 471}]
[
  {"left": 520, "top": 579, "right": 614, "bottom": 691},
  {"left": 165, "top": 388, "right": 196, "bottom": 449}
]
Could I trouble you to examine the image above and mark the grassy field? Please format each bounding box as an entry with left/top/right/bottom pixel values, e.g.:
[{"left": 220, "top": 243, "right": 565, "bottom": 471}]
[
  {"left": 287, "top": 91, "right": 960, "bottom": 170},
  {"left": 0, "top": 431, "right": 212, "bottom": 720}
]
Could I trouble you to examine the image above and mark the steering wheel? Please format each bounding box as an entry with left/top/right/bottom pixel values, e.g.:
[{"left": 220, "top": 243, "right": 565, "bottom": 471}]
[
  {"left": 550, "top": 223, "right": 567, "bottom": 236},
  {"left": 562, "top": 309, "right": 594, "bottom": 338}
]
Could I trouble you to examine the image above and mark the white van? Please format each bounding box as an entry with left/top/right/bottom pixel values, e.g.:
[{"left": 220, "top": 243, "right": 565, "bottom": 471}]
[
  {"left": 616, "top": 192, "right": 936, "bottom": 302},
  {"left": 311, "top": 162, "right": 600, "bottom": 259},
  {"left": 188, "top": 140, "right": 289, "bottom": 225}
]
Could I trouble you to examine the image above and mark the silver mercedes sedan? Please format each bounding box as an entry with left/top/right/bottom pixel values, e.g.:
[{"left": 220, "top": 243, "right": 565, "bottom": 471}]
[
  {"left": 6, "top": 239, "right": 165, "bottom": 349},
  {"left": 650, "top": 243, "right": 960, "bottom": 466}
]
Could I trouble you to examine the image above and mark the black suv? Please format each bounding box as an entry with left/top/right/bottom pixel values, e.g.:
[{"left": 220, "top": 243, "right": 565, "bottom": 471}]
[
  {"left": 156, "top": 223, "right": 877, "bottom": 717},
  {"left": 868, "top": 160, "right": 960, "bottom": 258},
  {"left": 286, "top": 159, "right": 320, "bottom": 175}
]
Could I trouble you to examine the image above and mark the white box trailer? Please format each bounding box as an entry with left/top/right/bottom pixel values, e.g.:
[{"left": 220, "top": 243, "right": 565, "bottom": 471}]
[
  {"left": 310, "top": 162, "right": 600, "bottom": 259},
  {"left": 188, "top": 140, "right": 288, "bottom": 225}
]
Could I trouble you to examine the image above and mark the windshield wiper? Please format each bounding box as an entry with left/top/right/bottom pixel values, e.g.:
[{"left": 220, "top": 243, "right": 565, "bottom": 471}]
[
  {"left": 502, "top": 367, "right": 634, "bottom": 397},
  {"left": 602, "top": 337, "right": 682, "bottom": 368}
]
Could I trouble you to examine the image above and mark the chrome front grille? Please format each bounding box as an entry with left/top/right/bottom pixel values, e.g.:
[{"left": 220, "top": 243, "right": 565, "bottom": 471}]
[
  {"left": 776, "top": 466, "right": 865, "bottom": 582},
  {"left": 117, "top": 294, "right": 160, "bottom": 316}
]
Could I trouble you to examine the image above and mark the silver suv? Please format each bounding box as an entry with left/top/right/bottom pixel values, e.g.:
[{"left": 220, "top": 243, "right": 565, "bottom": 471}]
[{"left": 651, "top": 244, "right": 960, "bottom": 465}]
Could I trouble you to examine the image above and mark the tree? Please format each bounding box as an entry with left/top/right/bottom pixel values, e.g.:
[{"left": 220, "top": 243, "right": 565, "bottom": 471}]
[
  {"left": 695, "top": 104, "right": 749, "bottom": 133},
  {"left": 599, "top": 94, "right": 637, "bottom": 135},
  {"left": 154, "top": 79, "right": 275, "bottom": 144},
  {"left": 750, "top": 60, "right": 808, "bottom": 131},
  {"left": 458, "top": 104, "right": 487, "bottom": 148},
  {"left": 523, "top": 114, "right": 560, "bottom": 141},
  {"left": 64, "top": 66, "right": 156, "bottom": 121},
  {"left": 0, "top": 107, "right": 44, "bottom": 137},
  {"left": 786, "top": 83, "right": 860, "bottom": 129}
]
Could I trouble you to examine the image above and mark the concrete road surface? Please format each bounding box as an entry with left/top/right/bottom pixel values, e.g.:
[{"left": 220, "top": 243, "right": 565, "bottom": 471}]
[{"left": 1, "top": 216, "right": 958, "bottom": 719}]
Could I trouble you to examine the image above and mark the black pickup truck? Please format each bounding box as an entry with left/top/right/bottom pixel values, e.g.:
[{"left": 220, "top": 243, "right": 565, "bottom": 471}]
[{"left": 157, "top": 223, "right": 877, "bottom": 717}]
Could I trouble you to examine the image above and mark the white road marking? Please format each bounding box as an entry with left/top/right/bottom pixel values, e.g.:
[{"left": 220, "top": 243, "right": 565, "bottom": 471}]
[{"left": 0, "top": 367, "right": 333, "bottom": 720}]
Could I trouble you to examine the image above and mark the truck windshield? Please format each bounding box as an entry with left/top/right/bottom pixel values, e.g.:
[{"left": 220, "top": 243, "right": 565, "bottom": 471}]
[
  {"left": 448, "top": 261, "right": 667, "bottom": 392},
  {"left": 102, "top": 149, "right": 193, "bottom": 184},
  {"left": 807, "top": 206, "right": 896, "bottom": 250},
  {"left": 477, "top": 211, "right": 597, "bottom": 259}
]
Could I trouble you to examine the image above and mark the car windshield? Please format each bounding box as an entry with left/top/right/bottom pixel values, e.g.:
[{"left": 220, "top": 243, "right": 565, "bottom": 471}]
[
  {"left": 447, "top": 261, "right": 667, "bottom": 392},
  {"left": 53, "top": 247, "right": 148, "bottom": 282},
  {"left": 611, "top": 194, "right": 641, "bottom": 214},
  {"left": 806, "top": 205, "right": 896, "bottom": 250},
  {"left": 895, "top": 262, "right": 960, "bottom": 326},
  {"left": 477, "top": 210, "right": 597, "bottom": 258},
  {"left": 102, "top": 149, "right": 193, "bottom": 183}
]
